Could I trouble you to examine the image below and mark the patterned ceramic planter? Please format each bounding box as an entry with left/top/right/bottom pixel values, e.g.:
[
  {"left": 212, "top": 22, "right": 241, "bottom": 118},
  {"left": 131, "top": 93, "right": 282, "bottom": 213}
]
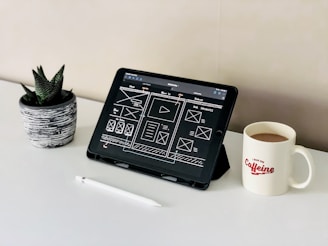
[{"left": 19, "top": 92, "right": 77, "bottom": 148}]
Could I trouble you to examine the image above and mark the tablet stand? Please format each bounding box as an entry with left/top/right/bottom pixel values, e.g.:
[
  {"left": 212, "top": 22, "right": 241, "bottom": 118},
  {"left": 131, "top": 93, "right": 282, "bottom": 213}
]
[{"left": 211, "top": 144, "right": 230, "bottom": 180}]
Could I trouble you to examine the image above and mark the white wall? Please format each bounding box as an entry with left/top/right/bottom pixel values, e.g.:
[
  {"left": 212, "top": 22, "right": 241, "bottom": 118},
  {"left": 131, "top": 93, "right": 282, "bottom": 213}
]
[
  {"left": 218, "top": 0, "right": 328, "bottom": 151},
  {"left": 0, "top": 0, "right": 219, "bottom": 97},
  {"left": 1, "top": 0, "right": 327, "bottom": 151}
]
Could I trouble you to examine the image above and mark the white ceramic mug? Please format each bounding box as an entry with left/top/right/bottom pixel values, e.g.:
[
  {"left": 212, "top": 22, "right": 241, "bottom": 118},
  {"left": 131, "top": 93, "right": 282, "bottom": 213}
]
[{"left": 242, "top": 121, "right": 314, "bottom": 196}]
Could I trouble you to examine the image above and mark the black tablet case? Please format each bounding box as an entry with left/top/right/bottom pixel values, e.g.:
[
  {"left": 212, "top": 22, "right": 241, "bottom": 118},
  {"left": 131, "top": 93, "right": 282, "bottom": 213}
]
[{"left": 87, "top": 68, "right": 238, "bottom": 189}]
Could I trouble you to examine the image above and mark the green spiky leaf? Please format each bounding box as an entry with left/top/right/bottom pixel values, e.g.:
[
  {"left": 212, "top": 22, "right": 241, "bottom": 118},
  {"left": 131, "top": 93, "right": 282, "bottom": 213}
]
[
  {"left": 21, "top": 83, "right": 37, "bottom": 104},
  {"left": 46, "top": 64, "right": 64, "bottom": 104},
  {"left": 33, "top": 69, "right": 53, "bottom": 104},
  {"left": 37, "top": 66, "right": 48, "bottom": 82},
  {"left": 50, "top": 64, "right": 65, "bottom": 85}
]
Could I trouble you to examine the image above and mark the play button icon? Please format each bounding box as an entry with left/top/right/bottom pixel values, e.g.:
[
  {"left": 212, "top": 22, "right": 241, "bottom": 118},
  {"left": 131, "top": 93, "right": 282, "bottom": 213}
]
[
  {"left": 159, "top": 106, "right": 170, "bottom": 114},
  {"left": 148, "top": 98, "right": 180, "bottom": 122}
]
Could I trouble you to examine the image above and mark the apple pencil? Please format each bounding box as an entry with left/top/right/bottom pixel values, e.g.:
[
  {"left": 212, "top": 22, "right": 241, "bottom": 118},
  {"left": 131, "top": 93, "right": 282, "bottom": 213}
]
[{"left": 75, "top": 176, "right": 162, "bottom": 207}]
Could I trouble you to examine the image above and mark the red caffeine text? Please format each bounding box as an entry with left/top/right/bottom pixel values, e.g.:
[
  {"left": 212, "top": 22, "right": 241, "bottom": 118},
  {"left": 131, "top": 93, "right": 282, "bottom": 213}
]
[{"left": 244, "top": 158, "right": 274, "bottom": 175}]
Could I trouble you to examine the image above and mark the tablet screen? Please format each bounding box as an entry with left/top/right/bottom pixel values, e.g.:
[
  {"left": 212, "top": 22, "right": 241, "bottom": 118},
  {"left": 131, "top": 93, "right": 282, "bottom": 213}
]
[{"left": 88, "top": 68, "right": 238, "bottom": 188}]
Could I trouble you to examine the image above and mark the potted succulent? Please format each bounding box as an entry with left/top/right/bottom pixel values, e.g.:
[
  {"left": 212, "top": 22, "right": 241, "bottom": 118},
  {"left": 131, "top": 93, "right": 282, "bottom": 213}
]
[{"left": 19, "top": 65, "right": 77, "bottom": 148}]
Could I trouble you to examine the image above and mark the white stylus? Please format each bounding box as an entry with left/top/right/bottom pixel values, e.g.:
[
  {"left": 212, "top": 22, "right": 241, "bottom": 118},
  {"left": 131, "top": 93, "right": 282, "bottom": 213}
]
[{"left": 75, "top": 176, "right": 162, "bottom": 207}]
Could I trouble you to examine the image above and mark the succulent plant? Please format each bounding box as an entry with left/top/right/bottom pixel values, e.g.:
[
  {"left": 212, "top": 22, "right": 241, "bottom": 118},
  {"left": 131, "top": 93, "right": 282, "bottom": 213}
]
[{"left": 21, "top": 65, "right": 73, "bottom": 106}]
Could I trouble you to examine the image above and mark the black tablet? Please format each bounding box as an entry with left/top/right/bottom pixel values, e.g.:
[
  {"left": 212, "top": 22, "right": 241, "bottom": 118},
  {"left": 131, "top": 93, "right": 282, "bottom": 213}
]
[{"left": 87, "top": 68, "right": 238, "bottom": 189}]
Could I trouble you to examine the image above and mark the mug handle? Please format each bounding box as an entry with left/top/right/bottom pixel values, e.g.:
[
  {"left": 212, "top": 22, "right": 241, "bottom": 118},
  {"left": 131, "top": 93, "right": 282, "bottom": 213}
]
[{"left": 289, "top": 145, "right": 314, "bottom": 189}]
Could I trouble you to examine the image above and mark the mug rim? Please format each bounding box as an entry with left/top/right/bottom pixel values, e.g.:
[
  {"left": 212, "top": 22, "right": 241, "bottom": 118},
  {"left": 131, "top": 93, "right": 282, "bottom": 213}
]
[{"left": 244, "top": 121, "right": 296, "bottom": 143}]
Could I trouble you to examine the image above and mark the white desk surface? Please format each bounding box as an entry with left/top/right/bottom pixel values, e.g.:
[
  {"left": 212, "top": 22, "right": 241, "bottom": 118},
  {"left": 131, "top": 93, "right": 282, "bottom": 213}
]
[{"left": 1, "top": 80, "right": 327, "bottom": 245}]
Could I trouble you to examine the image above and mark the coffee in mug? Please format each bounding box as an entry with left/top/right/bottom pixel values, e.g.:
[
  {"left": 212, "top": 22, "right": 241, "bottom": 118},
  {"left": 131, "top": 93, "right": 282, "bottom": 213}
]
[
  {"left": 251, "top": 133, "right": 288, "bottom": 142},
  {"left": 242, "top": 121, "right": 314, "bottom": 196}
]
